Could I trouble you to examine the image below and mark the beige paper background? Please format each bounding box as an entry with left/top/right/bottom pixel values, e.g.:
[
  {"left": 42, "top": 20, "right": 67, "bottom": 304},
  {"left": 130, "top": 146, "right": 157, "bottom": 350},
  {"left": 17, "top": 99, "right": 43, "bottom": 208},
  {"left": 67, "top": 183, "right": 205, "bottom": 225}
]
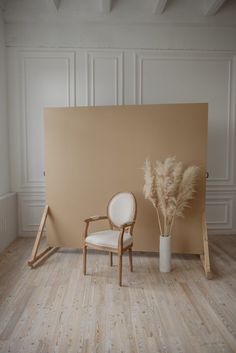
[{"left": 44, "top": 104, "right": 208, "bottom": 253}]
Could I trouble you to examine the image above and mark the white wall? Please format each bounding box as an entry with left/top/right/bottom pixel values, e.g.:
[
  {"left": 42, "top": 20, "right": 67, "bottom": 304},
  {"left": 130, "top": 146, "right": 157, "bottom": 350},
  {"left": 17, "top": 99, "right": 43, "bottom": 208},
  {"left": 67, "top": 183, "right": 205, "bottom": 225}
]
[
  {"left": 0, "top": 10, "right": 17, "bottom": 251},
  {"left": 5, "top": 0, "right": 236, "bottom": 236},
  {"left": 0, "top": 10, "right": 9, "bottom": 195}
]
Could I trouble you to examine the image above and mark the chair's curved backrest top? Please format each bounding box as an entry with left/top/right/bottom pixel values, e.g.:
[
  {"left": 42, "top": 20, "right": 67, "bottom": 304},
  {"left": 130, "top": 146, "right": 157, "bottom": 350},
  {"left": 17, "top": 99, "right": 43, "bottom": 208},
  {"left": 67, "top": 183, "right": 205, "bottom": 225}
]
[{"left": 107, "top": 192, "right": 137, "bottom": 228}]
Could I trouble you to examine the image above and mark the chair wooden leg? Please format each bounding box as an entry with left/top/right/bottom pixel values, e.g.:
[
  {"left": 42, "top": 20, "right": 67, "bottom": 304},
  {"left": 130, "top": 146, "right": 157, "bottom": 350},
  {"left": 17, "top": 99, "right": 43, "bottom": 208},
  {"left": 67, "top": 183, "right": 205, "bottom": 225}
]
[
  {"left": 109, "top": 252, "right": 113, "bottom": 267},
  {"left": 128, "top": 248, "right": 133, "bottom": 272},
  {"left": 83, "top": 246, "right": 87, "bottom": 275},
  {"left": 118, "top": 255, "right": 122, "bottom": 286}
]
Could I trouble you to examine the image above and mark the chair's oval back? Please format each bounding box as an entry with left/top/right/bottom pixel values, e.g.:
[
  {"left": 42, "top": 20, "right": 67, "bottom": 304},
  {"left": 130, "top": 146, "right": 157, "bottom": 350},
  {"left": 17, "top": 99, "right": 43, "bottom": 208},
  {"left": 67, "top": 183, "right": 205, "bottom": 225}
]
[{"left": 107, "top": 192, "right": 137, "bottom": 228}]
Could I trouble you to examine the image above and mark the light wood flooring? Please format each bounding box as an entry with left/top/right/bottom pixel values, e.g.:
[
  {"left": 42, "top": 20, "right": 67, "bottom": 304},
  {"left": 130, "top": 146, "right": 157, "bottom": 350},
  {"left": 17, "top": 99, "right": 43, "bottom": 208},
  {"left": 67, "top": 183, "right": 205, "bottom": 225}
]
[{"left": 0, "top": 236, "right": 236, "bottom": 353}]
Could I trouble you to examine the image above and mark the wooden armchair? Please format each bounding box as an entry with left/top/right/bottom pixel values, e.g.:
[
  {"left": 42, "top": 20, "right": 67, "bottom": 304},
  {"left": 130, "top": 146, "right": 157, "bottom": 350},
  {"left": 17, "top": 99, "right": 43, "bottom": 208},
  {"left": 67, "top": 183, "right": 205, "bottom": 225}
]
[{"left": 83, "top": 192, "right": 137, "bottom": 286}]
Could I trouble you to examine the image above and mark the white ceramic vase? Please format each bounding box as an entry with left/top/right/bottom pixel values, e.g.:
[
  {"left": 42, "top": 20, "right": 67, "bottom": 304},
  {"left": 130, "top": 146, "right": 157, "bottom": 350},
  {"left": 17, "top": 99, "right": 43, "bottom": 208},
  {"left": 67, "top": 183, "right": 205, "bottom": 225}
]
[{"left": 159, "top": 235, "right": 171, "bottom": 273}]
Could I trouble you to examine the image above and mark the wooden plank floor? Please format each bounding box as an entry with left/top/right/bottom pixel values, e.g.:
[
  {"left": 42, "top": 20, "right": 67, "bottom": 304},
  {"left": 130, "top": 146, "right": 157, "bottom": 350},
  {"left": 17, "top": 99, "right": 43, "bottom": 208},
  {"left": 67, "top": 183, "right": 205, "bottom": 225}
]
[{"left": 0, "top": 236, "right": 236, "bottom": 353}]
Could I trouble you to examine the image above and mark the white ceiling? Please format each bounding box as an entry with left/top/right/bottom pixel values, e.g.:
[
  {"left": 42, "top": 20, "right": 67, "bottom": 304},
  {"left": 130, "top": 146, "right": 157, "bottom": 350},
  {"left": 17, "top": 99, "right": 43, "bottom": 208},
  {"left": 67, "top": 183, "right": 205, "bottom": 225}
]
[{"left": 2, "top": 0, "right": 236, "bottom": 26}]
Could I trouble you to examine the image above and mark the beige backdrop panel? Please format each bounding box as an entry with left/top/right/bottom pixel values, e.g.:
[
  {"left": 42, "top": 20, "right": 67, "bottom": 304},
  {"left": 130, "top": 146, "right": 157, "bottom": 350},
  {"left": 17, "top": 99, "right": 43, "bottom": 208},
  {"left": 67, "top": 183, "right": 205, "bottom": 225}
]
[{"left": 44, "top": 104, "right": 208, "bottom": 253}]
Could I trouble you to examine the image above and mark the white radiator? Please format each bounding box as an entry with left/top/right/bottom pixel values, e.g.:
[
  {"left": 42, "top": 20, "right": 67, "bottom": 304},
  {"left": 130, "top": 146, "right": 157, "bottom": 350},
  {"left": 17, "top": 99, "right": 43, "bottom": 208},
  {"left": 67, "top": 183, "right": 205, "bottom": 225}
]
[{"left": 0, "top": 193, "right": 17, "bottom": 253}]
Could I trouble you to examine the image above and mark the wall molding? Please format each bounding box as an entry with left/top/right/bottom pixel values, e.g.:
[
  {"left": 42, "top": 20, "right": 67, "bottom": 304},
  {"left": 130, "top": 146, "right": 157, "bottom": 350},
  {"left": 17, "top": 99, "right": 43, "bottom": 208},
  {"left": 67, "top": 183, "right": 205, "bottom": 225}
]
[
  {"left": 19, "top": 50, "right": 76, "bottom": 193},
  {"left": 206, "top": 196, "right": 233, "bottom": 229},
  {"left": 86, "top": 50, "right": 124, "bottom": 106},
  {"left": 18, "top": 193, "right": 45, "bottom": 235},
  {"left": 8, "top": 48, "right": 236, "bottom": 235},
  {"left": 134, "top": 50, "right": 236, "bottom": 189},
  {"left": 17, "top": 191, "right": 235, "bottom": 236}
]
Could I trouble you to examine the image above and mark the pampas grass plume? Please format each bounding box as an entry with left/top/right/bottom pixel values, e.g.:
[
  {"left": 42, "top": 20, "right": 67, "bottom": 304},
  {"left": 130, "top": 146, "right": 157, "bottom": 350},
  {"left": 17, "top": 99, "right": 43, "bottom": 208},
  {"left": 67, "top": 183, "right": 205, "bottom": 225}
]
[{"left": 143, "top": 157, "right": 199, "bottom": 236}]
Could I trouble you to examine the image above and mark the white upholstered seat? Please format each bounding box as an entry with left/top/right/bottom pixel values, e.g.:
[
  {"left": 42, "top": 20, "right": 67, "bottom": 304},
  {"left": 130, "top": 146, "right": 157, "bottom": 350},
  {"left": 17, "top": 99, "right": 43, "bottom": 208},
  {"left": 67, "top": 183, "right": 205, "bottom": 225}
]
[{"left": 86, "top": 230, "right": 133, "bottom": 249}]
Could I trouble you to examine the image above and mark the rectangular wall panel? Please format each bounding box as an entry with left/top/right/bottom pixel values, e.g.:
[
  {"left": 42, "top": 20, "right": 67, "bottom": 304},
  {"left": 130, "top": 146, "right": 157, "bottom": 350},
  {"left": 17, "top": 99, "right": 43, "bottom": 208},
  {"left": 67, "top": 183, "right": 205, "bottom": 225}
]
[
  {"left": 206, "top": 198, "right": 233, "bottom": 229},
  {"left": 18, "top": 194, "right": 45, "bottom": 236},
  {"left": 87, "top": 51, "right": 123, "bottom": 106},
  {"left": 20, "top": 51, "right": 75, "bottom": 191},
  {"left": 135, "top": 52, "right": 234, "bottom": 187}
]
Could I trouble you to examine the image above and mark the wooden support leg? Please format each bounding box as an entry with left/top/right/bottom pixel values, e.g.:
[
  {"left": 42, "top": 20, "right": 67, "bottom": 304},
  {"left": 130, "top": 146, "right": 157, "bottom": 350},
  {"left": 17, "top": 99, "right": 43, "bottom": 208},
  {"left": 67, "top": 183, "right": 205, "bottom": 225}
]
[
  {"left": 30, "top": 247, "right": 58, "bottom": 268},
  {"left": 200, "top": 254, "right": 213, "bottom": 279},
  {"left": 201, "top": 212, "right": 213, "bottom": 279},
  {"left": 109, "top": 252, "right": 113, "bottom": 267},
  {"left": 28, "top": 246, "right": 53, "bottom": 266},
  {"left": 28, "top": 205, "right": 58, "bottom": 268},
  {"left": 28, "top": 205, "right": 49, "bottom": 264},
  {"left": 128, "top": 248, "right": 133, "bottom": 272},
  {"left": 118, "top": 255, "right": 122, "bottom": 286},
  {"left": 83, "top": 246, "right": 87, "bottom": 275}
]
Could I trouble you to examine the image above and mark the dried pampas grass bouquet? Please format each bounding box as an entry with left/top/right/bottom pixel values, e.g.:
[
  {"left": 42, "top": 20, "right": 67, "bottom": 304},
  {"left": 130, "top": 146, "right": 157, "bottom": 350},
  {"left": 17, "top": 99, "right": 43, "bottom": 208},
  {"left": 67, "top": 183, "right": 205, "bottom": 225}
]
[{"left": 143, "top": 157, "right": 199, "bottom": 236}]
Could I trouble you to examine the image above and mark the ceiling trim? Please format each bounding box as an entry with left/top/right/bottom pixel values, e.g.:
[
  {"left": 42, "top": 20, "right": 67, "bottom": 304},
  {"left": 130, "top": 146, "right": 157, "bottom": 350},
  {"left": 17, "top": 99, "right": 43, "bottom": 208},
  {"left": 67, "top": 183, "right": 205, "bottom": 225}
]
[
  {"left": 204, "top": 0, "right": 227, "bottom": 16},
  {"left": 99, "top": 0, "right": 112, "bottom": 14},
  {"left": 52, "top": 0, "right": 61, "bottom": 10},
  {"left": 0, "top": 0, "right": 6, "bottom": 11},
  {"left": 153, "top": 0, "right": 168, "bottom": 14}
]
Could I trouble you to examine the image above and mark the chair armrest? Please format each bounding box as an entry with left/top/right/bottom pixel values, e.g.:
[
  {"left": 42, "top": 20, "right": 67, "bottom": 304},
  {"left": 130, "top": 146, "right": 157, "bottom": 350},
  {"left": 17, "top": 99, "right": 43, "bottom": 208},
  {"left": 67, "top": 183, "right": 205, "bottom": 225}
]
[
  {"left": 84, "top": 215, "right": 108, "bottom": 223},
  {"left": 119, "top": 221, "right": 135, "bottom": 230},
  {"left": 83, "top": 216, "right": 108, "bottom": 241},
  {"left": 118, "top": 221, "right": 135, "bottom": 250}
]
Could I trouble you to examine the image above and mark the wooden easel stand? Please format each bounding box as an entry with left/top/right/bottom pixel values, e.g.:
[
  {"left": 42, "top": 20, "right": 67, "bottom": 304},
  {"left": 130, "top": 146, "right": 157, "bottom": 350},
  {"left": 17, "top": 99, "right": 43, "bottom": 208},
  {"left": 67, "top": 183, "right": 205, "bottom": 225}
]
[
  {"left": 200, "top": 212, "right": 213, "bottom": 279},
  {"left": 28, "top": 205, "right": 58, "bottom": 268}
]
